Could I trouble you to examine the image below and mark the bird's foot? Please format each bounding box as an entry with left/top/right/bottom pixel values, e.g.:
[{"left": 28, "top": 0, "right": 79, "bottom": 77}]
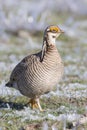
[
  {"left": 29, "top": 98, "right": 43, "bottom": 111},
  {"left": 29, "top": 99, "right": 38, "bottom": 109}
]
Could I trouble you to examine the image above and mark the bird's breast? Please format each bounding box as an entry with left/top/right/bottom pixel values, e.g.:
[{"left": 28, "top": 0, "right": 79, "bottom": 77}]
[{"left": 30, "top": 47, "right": 63, "bottom": 91}]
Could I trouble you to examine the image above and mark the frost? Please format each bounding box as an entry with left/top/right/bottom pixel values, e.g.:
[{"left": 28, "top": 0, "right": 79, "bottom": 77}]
[
  {"left": 42, "top": 122, "right": 48, "bottom": 130},
  {"left": 8, "top": 120, "right": 13, "bottom": 125},
  {"left": 64, "top": 65, "right": 80, "bottom": 75},
  {"left": 0, "top": 80, "right": 21, "bottom": 96},
  {"left": 9, "top": 55, "right": 18, "bottom": 63},
  {"left": 43, "top": 83, "right": 87, "bottom": 99},
  {"left": 51, "top": 125, "right": 57, "bottom": 130},
  {"left": 58, "top": 113, "right": 81, "bottom": 122},
  {"left": 47, "top": 114, "right": 57, "bottom": 120},
  {"left": 58, "top": 83, "right": 87, "bottom": 98},
  {"left": 81, "top": 71, "right": 87, "bottom": 80},
  {"left": 6, "top": 103, "right": 11, "bottom": 109},
  {"left": 0, "top": 62, "right": 7, "bottom": 71},
  {"left": 85, "top": 106, "right": 87, "bottom": 113},
  {"left": 13, "top": 106, "right": 81, "bottom": 124},
  {"left": 14, "top": 107, "right": 44, "bottom": 121}
]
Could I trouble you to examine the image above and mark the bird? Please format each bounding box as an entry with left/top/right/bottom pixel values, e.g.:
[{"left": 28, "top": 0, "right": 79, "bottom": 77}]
[{"left": 6, "top": 25, "right": 64, "bottom": 111}]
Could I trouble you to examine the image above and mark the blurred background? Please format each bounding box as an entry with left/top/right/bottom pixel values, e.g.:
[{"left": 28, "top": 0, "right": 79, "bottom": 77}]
[{"left": 0, "top": 0, "right": 87, "bottom": 129}]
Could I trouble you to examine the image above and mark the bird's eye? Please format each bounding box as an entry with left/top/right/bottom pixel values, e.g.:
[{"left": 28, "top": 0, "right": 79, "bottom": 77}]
[{"left": 52, "top": 36, "right": 55, "bottom": 38}]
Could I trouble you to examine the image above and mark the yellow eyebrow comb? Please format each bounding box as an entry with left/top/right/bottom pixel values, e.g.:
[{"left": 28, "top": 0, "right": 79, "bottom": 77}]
[{"left": 49, "top": 26, "right": 59, "bottom": 32}]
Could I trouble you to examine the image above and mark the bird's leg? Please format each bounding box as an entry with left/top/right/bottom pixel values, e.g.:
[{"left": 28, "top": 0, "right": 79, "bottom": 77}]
[
  {"left": 29, "top": 99, "right": 38, "bottom": 109},
  {"left": 29, "top": 98, "right": 43, "bottom": 111},
  {"left": 36, "top": 98, "right": 43, "bottom": 111}
]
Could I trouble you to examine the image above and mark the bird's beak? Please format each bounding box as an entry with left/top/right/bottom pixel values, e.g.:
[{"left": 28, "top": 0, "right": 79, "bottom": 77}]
[{"left": 60, "top": 29, "right": 64, "bottom": 33}]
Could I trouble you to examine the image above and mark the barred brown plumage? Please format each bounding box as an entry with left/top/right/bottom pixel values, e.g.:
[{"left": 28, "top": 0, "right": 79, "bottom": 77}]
[{"left": 6, "top": 25, "right": 64, "bottom": 111}]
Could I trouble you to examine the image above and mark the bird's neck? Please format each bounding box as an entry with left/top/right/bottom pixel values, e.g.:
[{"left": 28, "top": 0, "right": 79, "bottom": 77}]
[
  {"left": 44, "top": 35, "right": 56, "bottom": 46},
  {"left": 40, "top": 39, "right": 57, "bottom": 62}
]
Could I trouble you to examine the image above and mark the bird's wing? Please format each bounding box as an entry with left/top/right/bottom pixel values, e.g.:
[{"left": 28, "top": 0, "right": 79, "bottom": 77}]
[{"left": 10, "top": 55, "right": 36, "bottom": 82}]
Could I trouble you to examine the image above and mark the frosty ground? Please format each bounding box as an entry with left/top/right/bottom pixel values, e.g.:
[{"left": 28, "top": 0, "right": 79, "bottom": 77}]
[{"left": 0, "top": 3, "right": 87, "bottom": 129}]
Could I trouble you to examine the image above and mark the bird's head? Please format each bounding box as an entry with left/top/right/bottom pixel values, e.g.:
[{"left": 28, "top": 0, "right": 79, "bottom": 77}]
[
  {"left": 41, "top": 25, "right": 64, "bottom": 62},
  {"left": 44, "top": 25, "right": 64, "bottom": 46}
]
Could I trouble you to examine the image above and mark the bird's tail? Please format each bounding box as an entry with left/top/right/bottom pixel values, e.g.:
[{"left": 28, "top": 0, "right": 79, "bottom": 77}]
[
  {"left": 5, "top": 81, "right": 18, "bottom": 89},
  {"left": 5, "top": 81, "right": 12, "bottom": 87}
]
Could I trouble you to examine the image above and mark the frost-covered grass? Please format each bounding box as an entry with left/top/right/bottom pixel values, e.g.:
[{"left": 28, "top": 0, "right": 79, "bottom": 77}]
[{"left": 0, "top": 16, "right": 87, "bottom": 129}]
